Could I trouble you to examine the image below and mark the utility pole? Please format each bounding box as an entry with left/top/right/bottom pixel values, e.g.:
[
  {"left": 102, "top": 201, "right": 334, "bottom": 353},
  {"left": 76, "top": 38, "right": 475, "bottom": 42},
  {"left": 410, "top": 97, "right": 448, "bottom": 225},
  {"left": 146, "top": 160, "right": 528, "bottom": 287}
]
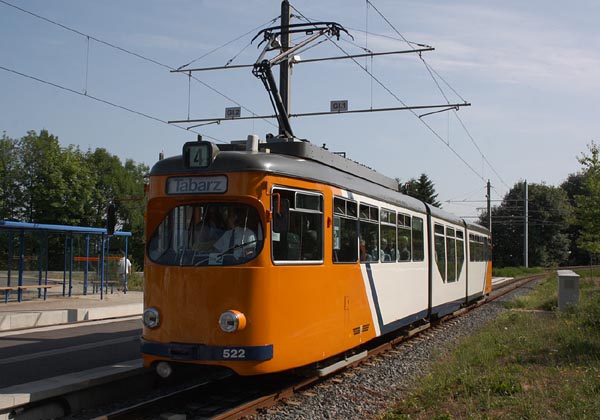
[
  {"left": 279, "top": 0, "right": 291, "bottom": 137},
  {"left": 524, "top": 180, "right": 529, "bottom": 268},
  {"left": 487, "top": 180, "right": 491, "bottom": 232}
]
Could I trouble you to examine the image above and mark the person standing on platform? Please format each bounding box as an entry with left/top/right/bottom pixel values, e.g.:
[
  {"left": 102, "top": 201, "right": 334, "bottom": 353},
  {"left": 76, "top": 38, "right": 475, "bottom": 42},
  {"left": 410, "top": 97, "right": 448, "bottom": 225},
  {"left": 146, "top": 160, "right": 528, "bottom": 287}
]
[{"left": 118, "top": 253, "right": 132, "bottom": 293}]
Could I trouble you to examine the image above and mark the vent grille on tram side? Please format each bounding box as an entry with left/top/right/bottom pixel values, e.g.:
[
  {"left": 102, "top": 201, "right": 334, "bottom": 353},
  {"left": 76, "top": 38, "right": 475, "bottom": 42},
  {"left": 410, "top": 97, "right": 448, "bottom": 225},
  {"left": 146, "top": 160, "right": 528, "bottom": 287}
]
[{"left": 353, "top": 324, "right": 371, "bottom": 335}]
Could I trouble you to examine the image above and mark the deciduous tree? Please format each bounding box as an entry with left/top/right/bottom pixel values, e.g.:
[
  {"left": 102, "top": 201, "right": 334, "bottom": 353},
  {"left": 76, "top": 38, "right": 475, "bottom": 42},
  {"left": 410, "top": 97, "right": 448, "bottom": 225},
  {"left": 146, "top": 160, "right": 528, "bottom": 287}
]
[
  {"left": 1, "top": 129, "right": 148, "bottom": 267},
  {"left": 483, "top": 182, "right": 572, "bottom": 267},
  {"left": 560, "top": 172, "right": 588, "bottom": 265},
  {"left": 0, "top": 133, "right": 23, "bottom": 220},
  {"left": 574, "top": 141, "right": 600, "bottom": 257}
]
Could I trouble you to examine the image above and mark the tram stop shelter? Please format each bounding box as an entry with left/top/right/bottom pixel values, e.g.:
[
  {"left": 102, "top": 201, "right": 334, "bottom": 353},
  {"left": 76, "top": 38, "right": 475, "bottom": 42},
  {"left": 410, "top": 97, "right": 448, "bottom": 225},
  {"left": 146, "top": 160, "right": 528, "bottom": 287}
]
[{"left": 0, "top": 220, "right": 132, "bottom": 303}]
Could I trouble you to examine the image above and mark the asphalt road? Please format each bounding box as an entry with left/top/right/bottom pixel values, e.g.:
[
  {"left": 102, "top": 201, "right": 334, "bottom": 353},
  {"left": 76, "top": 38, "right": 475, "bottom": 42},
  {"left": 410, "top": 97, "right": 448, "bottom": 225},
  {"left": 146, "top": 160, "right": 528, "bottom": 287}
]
[{"left": 0, "top": 319, "right": 142, "bottom": 388}]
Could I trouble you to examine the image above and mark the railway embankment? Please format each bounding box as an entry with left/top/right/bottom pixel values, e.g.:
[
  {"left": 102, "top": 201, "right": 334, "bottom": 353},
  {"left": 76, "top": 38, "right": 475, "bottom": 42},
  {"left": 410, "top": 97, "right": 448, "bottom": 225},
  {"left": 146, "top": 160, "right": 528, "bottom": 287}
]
[
  {"left": 243, "top": 272, "right": 598, "bottom": 420},
  {"left": 384, "top": 270, "right": 600, "bottom": 419},
  {"left": 241, "top": 277, "right": 532, "bottom": 419}
]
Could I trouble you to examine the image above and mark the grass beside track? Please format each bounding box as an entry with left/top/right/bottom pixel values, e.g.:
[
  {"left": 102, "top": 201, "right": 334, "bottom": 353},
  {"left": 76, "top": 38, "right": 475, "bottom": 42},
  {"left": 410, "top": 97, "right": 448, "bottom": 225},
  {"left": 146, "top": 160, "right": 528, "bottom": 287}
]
[
  {"left": 492, "top": 266, "right": 545, "bottom": 278},
  {"left": 383, "top": 271, "right": 600, "bottom": 420}
]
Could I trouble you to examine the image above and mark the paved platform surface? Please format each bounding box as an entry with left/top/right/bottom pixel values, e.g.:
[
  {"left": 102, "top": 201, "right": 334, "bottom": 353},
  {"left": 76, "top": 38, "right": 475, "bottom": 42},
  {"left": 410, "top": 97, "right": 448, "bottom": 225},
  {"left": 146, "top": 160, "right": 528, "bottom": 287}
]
[
  {"left": 491, "top": 276, "right": 513, "bottom": 286},
  {"left": 0, "top": 291, "right": 143, "bottom": 332},
  {"left": 0, "top": 291, "right": 145, "bottom": 417}
]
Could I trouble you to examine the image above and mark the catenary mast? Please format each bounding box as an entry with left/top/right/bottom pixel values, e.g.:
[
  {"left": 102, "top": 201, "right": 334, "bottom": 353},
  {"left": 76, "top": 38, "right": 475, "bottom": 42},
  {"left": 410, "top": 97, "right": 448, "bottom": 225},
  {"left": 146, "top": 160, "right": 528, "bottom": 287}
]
[{"left": 279, "top": 0, "right": 291, "bottom": 137}]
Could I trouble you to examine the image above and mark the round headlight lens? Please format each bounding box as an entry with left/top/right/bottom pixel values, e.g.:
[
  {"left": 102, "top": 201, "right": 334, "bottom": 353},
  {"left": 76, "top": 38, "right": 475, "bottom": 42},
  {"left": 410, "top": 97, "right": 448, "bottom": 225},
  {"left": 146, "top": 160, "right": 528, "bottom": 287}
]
[
  {"left": 218, "top": 310, "right": 246, "bottom": 333},
  {"left": 155, "top": 361, "right": 172, "bottom": 378},
  {"left": 143, "top": 307, "right": 160, "bottom": 328}
]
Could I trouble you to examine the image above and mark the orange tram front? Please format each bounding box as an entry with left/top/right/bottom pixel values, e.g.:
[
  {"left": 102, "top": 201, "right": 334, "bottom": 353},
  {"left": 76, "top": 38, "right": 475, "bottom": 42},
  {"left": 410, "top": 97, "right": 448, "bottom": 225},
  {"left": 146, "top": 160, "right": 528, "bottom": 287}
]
[{"left": 141, "top": 137, "right": 492, "bottom": 376}]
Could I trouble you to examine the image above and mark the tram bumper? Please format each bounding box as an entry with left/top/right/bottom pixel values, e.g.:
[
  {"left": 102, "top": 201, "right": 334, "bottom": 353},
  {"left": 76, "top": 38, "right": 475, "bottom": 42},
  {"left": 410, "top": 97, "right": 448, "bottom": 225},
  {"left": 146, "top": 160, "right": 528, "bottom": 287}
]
[{"left": 141, "top": 338, "right": 274, "bottom": 361}]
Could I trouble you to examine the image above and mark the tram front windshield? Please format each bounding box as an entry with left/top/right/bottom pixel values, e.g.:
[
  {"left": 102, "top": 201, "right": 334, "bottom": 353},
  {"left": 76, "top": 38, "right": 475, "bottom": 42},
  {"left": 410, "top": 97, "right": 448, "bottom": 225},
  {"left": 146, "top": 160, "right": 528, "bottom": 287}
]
[{"left": 148, "top": 203, "right": 263, "bottom": 266}]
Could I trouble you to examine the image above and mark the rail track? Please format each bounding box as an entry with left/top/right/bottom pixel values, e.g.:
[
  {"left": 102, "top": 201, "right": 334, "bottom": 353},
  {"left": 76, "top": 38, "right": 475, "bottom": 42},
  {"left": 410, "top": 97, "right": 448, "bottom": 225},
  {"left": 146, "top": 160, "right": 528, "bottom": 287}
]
[{"left": 78, "top": 273, "right": 546, "bottom": 420}]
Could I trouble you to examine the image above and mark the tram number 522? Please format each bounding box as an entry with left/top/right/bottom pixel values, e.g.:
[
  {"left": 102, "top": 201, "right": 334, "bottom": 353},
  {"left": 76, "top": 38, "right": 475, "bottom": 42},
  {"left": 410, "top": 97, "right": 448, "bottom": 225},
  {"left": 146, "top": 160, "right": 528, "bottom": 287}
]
[{"left": 222, "top": 348, "right": 246, "bottom": 359}]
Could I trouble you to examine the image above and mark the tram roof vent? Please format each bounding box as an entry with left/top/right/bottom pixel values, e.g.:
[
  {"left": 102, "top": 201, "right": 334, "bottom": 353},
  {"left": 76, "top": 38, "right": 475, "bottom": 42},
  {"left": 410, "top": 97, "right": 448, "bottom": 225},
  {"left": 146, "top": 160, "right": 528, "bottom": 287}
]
[
  {"left": 246, "top": 134, "right": 260, "bottom": 152},
  {"left": 227, "top": 135, "right": 263, "bottom": 152}
]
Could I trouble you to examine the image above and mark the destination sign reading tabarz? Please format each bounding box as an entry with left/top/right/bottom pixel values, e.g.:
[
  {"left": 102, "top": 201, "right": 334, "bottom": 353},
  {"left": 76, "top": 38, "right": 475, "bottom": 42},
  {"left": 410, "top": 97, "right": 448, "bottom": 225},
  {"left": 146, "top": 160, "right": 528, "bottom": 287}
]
[{"left": 167, "top": 176, "right": 227, "bottom": 195}]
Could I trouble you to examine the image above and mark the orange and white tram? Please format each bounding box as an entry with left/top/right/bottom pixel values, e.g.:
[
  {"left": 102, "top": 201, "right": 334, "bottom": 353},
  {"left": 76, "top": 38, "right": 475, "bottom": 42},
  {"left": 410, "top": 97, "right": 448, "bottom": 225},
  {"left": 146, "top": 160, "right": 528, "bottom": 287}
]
[{"left": 141, "top": 136, "right": 492, "bottom": 376}]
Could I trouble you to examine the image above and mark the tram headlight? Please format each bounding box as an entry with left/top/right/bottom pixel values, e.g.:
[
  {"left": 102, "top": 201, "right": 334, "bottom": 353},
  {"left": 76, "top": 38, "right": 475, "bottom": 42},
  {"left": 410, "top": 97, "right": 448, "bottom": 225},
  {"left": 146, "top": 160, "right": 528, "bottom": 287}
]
[
  {"left": 155, "top": 361, "right": 172, "bottom": 378},
  {"left": 143, "top": 307, "right": 160, "bottom": 329},
  {"left": 218, "top": 310, "right": 247, "bottom": 333}
]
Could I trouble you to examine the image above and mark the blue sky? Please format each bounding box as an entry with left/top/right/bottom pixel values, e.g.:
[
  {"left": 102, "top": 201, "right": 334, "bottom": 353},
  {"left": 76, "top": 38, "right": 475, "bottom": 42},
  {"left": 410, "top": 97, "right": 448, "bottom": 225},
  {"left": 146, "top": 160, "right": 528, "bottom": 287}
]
[{"left": 1, "top": 0, "right": 598, "bottom": 219}]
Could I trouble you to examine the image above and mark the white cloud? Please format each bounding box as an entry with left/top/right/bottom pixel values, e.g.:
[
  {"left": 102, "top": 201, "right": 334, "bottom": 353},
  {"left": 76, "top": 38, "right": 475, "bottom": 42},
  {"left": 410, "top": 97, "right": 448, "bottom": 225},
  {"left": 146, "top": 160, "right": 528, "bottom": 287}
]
[{"left": 403, "top": 3, "right": 600, "bottom": 93}]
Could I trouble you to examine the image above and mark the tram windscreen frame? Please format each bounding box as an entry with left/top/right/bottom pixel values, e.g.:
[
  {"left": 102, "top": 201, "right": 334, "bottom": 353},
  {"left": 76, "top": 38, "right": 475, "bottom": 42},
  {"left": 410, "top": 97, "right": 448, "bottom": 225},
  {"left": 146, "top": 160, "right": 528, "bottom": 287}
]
[{"left": 147, "top": 203, "right": 263, "bottom": 266}]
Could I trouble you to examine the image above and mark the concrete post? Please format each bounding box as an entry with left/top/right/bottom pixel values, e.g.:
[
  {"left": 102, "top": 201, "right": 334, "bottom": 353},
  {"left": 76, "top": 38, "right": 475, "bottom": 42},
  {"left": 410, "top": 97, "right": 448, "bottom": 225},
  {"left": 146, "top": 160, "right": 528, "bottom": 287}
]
[{"left": 557, "top": 270, "right": 580, "bottom": 311}]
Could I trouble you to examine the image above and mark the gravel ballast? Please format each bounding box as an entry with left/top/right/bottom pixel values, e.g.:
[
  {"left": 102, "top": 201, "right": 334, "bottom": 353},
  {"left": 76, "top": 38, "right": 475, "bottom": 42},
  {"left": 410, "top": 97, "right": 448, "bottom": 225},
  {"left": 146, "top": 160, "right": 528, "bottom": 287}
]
[{"left": 244, "top": 283, "right": 536, "bottom": 420}]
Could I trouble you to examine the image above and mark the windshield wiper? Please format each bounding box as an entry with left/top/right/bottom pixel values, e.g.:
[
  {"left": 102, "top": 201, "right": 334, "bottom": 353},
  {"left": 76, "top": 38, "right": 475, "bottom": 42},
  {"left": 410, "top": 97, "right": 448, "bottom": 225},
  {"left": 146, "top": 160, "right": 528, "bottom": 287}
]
[
  {"left": 220, "top": 239, "right": 259, "bottom": 256},
  {"left": 193, "top": 240, "right": 260, "bottom": 266}
]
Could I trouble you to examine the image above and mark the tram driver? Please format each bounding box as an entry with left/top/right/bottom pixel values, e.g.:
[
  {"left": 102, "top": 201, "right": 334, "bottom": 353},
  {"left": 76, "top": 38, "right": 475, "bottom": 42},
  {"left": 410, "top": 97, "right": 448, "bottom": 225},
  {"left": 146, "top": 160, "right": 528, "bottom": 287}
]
[
  {"left": 213, "top": 207, "right": 257, "bottom": 260},
  {"left": 192, "top": 206, "right": 224, "bottom": 251}
]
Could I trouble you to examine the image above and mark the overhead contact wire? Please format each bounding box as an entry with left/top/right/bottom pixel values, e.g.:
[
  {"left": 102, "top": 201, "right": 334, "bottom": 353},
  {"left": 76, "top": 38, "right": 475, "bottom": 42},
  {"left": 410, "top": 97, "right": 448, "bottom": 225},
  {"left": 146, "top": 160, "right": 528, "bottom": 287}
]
[
  {"left": 291, "top": 4, "right": 485, "bottom": 182},
  {"left": 367, "top": 0, "right": 508, "bottom": 189},
  {"left": 0, "top": 0, "right": 277, "bottom": 130},
  {"left": 177, "top": 16, "right": 279, "bottom": 70},
  {"left": 0, "top": 65, "right": 223, "bottom": 143}
]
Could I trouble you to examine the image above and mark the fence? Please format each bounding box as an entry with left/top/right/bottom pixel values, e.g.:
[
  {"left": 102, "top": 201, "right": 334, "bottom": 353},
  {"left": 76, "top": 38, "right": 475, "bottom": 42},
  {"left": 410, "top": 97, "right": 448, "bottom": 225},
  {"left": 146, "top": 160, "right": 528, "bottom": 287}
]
[{"left": 0, "top": 220, "right": 132, "bottom": 302}]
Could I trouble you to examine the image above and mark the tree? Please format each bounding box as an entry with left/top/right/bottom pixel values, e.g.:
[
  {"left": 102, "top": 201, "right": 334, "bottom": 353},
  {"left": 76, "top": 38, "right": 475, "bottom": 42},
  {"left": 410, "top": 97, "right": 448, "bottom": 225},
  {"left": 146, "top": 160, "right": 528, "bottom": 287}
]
[
  {"left": 18, "top": 130, "right": 94, "bottom": 225},
  {"left": 19, "top": 130, "right": 69, "bottom": 223},
  {"left": 1, "top": 129, "right": 149, "bottom": 268},
  {"left": 483, "top": 182, "right": 572, "bottom": 267},
  {"left": 574, "top": 141, "right": 600, "bottom": 257},
  {"left": 560, "top": 172, "right": 588, "bottom": 265},
  {"left": 113, "top": 159, "right": 148, "bottom": 265},
  {"left": 401, "top": 173, "right": 441, "bottom": 207},
  {"left": 84, "top": 148, "right": 130, "bottom": 227},
  {"left": 83, "top": 148, "right": 148, "bottom": 264},
  {"left": 0, "top": 132, "right": 23, "bottom": 220}
]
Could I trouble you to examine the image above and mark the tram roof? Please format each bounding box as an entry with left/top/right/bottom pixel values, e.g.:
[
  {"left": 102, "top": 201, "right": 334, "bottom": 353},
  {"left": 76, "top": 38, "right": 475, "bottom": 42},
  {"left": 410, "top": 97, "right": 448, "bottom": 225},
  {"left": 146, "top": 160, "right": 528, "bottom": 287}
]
[
  {"left": 464, "top": 219, "right": 490, "bottom": 235},
  {"left": 152, "top": 139, "right": 426, "bottom": 212},
  {"left": 151, "top": 138, "right": 488, "bottom": 231}
]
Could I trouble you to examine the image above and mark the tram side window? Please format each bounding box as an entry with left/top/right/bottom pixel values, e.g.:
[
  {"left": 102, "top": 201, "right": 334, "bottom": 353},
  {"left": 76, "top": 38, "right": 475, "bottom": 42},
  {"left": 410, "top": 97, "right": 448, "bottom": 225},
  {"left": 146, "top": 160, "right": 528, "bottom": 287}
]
[
  {"left": 380, "top": 209, "right": 397, "bottom": 262},
  {"left": 483, "top": 237, "right": 488, "bottom": 261},
  {"left": 412, "top": 216, "right": 425, "bottom": 261},
  {"left": 469, "top": 234, "right": 474, "bottom": 262},
  {"left": 398, "top": 213, "right": 411, "bottom": 262},
  {"left": 272, "top": 188, "right": 323, "bottom": 262},
  {"left": 469, "top": 234, "right": 475, "bottom": 262},
  {"left": 359, "top": 204, "right": 379, "bottom": 263},
  {"left": 469, "top": 234, "right": 490, "bottom": 262},
  {"left": 333, "top": 197, "right": 358, "bottom": 263},
  {"left": 446, "top": 227, "right": 457, "bottom": 283},
  {"left": 456, "top": 230, "right": 465, "bottom": 278},
  {"left": 481, "top": 237, "right": 485, "bottom": 260},
  {"left": 434, "top": 224, "right": 446, "bottom": 282},
  {"left": 469, "top": 234, "right": 479, "bottom": 262}
]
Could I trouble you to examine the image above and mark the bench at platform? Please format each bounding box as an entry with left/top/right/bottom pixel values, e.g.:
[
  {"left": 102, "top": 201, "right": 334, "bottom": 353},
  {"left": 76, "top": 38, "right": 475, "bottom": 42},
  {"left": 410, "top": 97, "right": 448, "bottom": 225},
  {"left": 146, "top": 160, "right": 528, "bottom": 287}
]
[
  {"left": 91, "top": 281, "right": 116, "bottom": 294},
  {"left": 1, "top": 284, "right": 54, "bottom": 302}
]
